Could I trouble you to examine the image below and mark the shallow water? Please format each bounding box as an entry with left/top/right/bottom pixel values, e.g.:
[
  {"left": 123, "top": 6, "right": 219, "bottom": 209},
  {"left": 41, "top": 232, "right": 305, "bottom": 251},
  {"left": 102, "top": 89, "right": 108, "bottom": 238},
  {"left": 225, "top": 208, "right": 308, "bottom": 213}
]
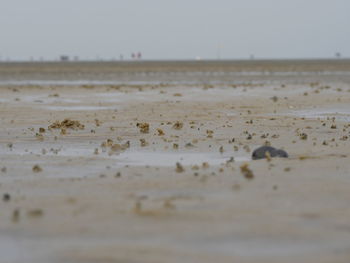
[
  {"left": 21, "top": 95, "right": 81, "bottom": 104},
  {"left": 0, "top": 80, "right": 161, "bottom": 86},
  {"left": 0, "top": 96, "right": 81, "bottom": 104},
  {"left": 289, "top": 107, "right": 350, "bottom": 122},
  {"left": 1, "top": 70, "right": 350, "bottom": 85},
  {"left": 43, "top": 105, "right": 116, "bottom": 111},
  {"left": 1, "top": 145, "right": 250, "bottom": 167},
  {"left": 114, "top": 151, "right": 250, "bottom": 166}
]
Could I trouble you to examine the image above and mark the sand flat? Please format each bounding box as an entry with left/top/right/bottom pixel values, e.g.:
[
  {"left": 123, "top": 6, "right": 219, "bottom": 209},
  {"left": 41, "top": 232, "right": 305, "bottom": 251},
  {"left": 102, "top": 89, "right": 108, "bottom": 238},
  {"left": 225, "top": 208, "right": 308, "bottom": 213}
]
[{"left": 1, "top": 60, "right": 350, "bottom": 263}]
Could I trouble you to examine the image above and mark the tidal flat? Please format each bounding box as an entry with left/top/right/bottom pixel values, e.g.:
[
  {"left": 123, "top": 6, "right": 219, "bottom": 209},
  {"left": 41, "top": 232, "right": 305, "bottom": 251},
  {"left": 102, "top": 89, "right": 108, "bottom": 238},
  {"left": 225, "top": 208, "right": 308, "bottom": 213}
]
[{"left": 1, "top": 60, "right": 350, "bottom": 263}]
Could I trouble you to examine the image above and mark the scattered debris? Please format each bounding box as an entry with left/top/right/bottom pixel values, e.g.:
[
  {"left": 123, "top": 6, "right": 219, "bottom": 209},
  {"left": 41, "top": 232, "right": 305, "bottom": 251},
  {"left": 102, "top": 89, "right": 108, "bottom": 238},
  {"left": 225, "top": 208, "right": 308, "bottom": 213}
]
[
  {"left": 94, "top": 119, "right": 101, "bottom": 127},
  {"left": 35, "top": 133, "right": 44, "bottom": 141},
  {"left": 140, "top": 138, "right": 149, "bottom": 147},
  {"left": 156, "top": 128, "right": 165, "bottom": 136},
  {"left": 240, "top": 163, "right": 254, "bottom": 179},
  {"left": 48, "top": 119, "right": 85, "bottom": 130},
  {"left": 137, "top": 122, "right": 150, "bottom": 133},
  {"left": 12, "top": 209, "right": 20, "bottom": 223},
  {"left": 271, "top": 96, "right": 278, "bottom": 102},
  {"left": 202, "top": 162, "right": 209, "bottom": 169},
  {"left": 226, "top": 157, "right": 235, "bottom": 164},
  {"left": 299, "top": 133, "right": 308, "bottom": 140},
  {"left": 206, "top": 130, "right": 214, "bottom": 138},
  {"left": 32, "top": 165, "right": 43, "bottom": 173},
  {"left": 172, "top": 121, "right": 183, "bottom": 130},
  {"left": 101, "top": 139, "right": 114, "bottom": 147},
  {"left": 192, "top": 165, "right": 200, "bottom": 170},
  {"left": 176, "top": 162, "right": 185, "bottom": 173},
  {"left": 185, "top": 142, "right": 194, "bottom": 148},
  {"left": 298, "top": 155, "right": 315, "bottom": 160},
  {"left": 27, "top": 209, "right": 44, "bottom": 218},
  {"left": 109, "top": 141, "right": 130, "bottom": 154}
]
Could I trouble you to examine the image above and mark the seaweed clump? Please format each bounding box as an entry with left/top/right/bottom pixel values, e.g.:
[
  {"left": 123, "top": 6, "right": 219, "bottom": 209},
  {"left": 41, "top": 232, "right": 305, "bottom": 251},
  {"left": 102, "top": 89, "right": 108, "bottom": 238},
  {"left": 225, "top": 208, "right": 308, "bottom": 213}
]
[{"left": 48, "top": 119, "right": 85, "bottom": 130}]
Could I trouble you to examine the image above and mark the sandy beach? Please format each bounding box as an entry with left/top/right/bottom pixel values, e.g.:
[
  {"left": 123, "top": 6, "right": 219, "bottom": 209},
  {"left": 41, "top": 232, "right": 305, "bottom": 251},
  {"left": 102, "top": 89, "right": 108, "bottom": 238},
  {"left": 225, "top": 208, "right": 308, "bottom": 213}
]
[{"left": 1, "top": 60, "right": 350, "bottom": 263}]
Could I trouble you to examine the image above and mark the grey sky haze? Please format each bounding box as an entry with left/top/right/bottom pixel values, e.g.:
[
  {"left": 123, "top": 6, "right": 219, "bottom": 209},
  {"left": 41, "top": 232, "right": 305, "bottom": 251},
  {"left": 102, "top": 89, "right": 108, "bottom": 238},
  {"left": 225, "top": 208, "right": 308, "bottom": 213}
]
[{"left": 0, "top": 0, "right": 349, "bottom": 60}]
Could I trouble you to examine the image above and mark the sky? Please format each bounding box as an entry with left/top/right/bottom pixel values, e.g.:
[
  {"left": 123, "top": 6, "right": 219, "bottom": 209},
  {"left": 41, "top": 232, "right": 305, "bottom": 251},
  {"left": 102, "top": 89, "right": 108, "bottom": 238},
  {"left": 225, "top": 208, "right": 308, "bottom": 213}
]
[{"left": 0, "top": 0, "right": 349, "bottom": 61}]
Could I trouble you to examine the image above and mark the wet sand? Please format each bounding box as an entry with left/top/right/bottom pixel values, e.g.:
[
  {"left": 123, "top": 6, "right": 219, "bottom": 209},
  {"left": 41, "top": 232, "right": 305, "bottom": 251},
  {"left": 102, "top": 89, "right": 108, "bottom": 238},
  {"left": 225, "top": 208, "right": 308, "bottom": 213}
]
[{"left": 1, "top": 60, "right": 350, "bottom": 263}]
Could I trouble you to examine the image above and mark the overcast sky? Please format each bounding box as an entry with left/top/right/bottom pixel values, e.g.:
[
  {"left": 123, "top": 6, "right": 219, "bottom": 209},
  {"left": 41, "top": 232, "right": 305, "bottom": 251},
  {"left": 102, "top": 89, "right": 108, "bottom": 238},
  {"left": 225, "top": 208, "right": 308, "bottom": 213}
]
[{"left": 0, "top": 0, "right": 349, "bottom": 60}]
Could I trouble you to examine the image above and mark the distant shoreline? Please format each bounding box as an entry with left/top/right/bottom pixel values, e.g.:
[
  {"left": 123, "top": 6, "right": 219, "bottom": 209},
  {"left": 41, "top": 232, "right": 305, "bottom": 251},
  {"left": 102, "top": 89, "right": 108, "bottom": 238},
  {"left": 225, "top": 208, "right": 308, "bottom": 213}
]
[{"left": 1, "top": 59, "right": 350, "bottom": 74}]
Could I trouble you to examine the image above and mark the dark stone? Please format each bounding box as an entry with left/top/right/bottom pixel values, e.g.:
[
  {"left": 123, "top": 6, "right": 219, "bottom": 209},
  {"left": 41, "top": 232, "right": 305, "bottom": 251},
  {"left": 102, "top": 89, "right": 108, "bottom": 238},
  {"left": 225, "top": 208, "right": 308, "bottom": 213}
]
[
  {"left": 252, "top": 146, "right": 288, "bottom": 160},
  {"left": 275, "top": 149, "right": 288, "bottom": 158}
]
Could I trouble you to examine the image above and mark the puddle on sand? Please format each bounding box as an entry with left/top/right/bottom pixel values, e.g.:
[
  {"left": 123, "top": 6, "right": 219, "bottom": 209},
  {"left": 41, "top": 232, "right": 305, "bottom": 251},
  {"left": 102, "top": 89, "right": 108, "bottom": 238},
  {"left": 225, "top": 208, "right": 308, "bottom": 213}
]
[
  {"left": 42, "top": 105, "right": 116, "bottom": 111},
  {"left": 0, "top": 80, "right": 162, "bottom": 86},
  {"left": 18, "top": 95, "right": 81, "bottom": 104},
  {"left": 288, "top": 108, "right": 350, "bottom": 122},
  {"left": 0, "top": 96, "right": 80, "bottom": 104},
  {"left": 114, "top": 151, "right": 250, "bottom": 167},
  {"left": 225, "top": 111, "right": 238, "bottom": 117},
  {"left": 1, "top": 145, "right": 250, "bottom": 167}
]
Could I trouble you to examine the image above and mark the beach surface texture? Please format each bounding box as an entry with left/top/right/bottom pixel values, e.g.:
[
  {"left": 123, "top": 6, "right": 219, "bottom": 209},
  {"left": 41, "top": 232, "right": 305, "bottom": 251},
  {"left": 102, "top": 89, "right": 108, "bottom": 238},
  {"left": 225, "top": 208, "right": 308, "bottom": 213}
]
[{"left": 1, "top": 60, "right": 350, "bottom": 263}]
